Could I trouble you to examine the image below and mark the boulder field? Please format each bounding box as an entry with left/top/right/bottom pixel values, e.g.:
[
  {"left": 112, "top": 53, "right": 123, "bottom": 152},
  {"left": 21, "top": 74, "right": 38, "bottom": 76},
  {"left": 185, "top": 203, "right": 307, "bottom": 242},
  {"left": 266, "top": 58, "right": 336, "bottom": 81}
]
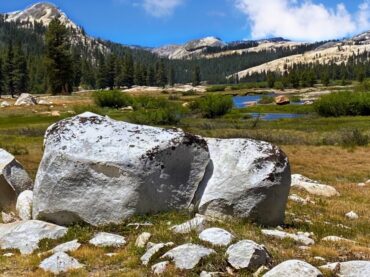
[{"left": 30, "top": 112, "right": 291, "bottom": 226}]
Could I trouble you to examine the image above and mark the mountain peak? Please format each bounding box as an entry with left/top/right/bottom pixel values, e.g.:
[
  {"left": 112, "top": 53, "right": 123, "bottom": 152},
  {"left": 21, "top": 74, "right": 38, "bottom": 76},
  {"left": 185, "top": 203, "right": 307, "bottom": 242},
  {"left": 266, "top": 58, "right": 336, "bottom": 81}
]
[{"left": 5, "top": 2, "right": 77, "bottom": 29}]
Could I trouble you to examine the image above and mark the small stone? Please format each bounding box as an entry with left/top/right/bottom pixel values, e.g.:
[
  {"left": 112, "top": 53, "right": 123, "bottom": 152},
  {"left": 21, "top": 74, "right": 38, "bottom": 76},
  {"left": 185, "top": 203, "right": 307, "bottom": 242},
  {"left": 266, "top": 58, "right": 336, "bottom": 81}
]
[
  {"left": 152, "top": 261, "right": 170, "bottom": 275},
  {"left": 314, "top": 256, "right": 326, "bottom": 262},
  {"left": 200, "top": 271, "right": 224, "bottom": 277},
  {"left": 141, "top": 242, "right": 174, "bottom": 265},
  {"left": 16, "top": 190, "right": 33, "bottom": 221},
  {"left": 199, "top": 227, "right": 234, "bottom": 246},
  {"left": 105, "top": 253, "right": 118, "bottom": 257},
  {"left": 127, "top": 222, "right": 153, "bottom": 229},
  {"left": 253, "top": 265, "right": 269, "bottom": 277},
  {"left": 357, "top": 183, "right": 366, "bottom": 187},
  {"left": 226, "top": 240, "right": 270, "bottom": 270},
  {"left": 1, "top": 212, "right": 18, "bottom": 224},
  {"left": 0, "top": 101, "right": 10, "bottom": 107},
  {"left": 89, "top": 232, "right": 126, "bottom": 247},
  {"left": 161, "top": 243, "right": 215, "bottom": 270},
  {"left": 289, "top": 194, "right": 309, "bottom": 205},
  {"left": 321, "top": 236, "right": 356, "bottom": 244},
  {"left": 39, "top": 252, "right": 83, "bottom": 274},
  {"left": 51, "top": 111, "right": 61, "bottom": 117},
  {"left": 50, "top": 240, "right": 81, "bottom": 254},
  {"left": 135, "top": 232, "right": 151, "bottom": 248},
  {"left": 261, "top": 229, "right": 315, "bottom": 245},
  {"left": 345, "top": 211, "right": 359, "bottom": 220},
  {"left": 170, "top": 215, "right": 206, "bottom": 234},
  {"left": 264, "top": 260, "right": 322, "bottom": 277}
]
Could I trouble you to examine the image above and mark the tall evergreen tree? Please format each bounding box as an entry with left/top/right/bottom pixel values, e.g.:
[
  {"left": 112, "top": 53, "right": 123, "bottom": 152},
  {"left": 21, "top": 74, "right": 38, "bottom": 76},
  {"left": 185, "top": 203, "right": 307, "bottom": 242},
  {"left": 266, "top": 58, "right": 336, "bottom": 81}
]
[
  {"left": 146, "top": 66, "right": 155, "bottom": 86},
  {"left": 4, "top": 41, "right": 15, "bottom": 97},
  {"left": 45, "top": 18, "right": 73, "bottom": 94},
  {"left": 0, "top": 58, "right": 3, "bottom": 98},
  {"left": 168, "top": 67, "right": 175, "bottom": 87},
  {"left": 97, "top": 55, "right": 107, "bottom": 89},
  {"left": 122, "top": 54, "right": 134, "bottom": 88},
  {"left": 106, "top": 54, "right": 116, "bottom": 90},
  {"left": 192, "top": 65, "right": 201, "bottom": 86},
  {"left": 156, "top": 60, "right": 167, "bottom": 88},
  {"left": 14, "top": 44, "right": 29, "bottom": 94}
]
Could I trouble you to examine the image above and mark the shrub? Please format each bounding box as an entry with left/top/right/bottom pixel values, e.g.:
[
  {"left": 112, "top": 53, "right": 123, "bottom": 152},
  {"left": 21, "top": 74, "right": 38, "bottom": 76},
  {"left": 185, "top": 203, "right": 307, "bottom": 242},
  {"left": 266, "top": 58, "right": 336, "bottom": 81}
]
[
  {"left": 197, "top": 94, "right": 233, "bottom": 118},
  {"left": 340, "top": 128, "right": 369, "bottom": 147},
  {"left": 182, "top": 90, "right": 197, "bottom": 96},
  {"left": 290, "top": 95, "right": 302, "bottom": 103},
  {"left": 128, "top": 105, "right": 184, "bottom": 125},
  {"left": 206, "top": 85, "right": 227, "bottom": 92},
  {"left": 93, "top": 90, "right": 133, "bottom": 108},
  {"left": 168, "top": 94, "right": 180, "bottom": 101},
  {"left": 314, "top": 91, "right": 370, "bottom": 117},
  {"left": 133, "top": 96, "right": 170, "bottom": 109},
  {"left": 258, "top": 95, "right": 275, "bottom": 104},
  {"left": 73, "top": 105, "right": 104, "bottom": 115}
]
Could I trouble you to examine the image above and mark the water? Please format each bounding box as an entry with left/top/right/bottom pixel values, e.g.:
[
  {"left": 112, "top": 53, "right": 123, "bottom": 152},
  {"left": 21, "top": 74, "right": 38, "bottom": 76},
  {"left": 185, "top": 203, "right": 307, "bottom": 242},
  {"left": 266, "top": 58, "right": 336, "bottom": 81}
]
[{"left": 249, "top": 113, "right": 304, "bottom": 121}]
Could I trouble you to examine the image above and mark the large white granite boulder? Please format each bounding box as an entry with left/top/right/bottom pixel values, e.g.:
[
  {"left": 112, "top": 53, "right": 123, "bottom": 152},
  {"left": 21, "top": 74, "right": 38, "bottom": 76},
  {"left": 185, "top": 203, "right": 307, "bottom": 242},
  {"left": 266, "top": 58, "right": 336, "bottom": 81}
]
[
  {"left": 196, "top": 138, "right": 291, "bottom": 226},
  {"left": 33, "top": 113, "right": 210, "bottom": 226},
  {"left": 0, "top": 149, "right": 33, "bottom": 210},
  {"left": 0, "top": 220, "right": 67, "bottom": 254}
]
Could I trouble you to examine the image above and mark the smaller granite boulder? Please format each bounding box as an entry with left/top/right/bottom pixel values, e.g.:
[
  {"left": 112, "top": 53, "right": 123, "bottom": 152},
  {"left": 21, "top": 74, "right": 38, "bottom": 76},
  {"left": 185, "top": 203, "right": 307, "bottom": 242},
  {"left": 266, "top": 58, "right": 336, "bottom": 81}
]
[
  {"left": 16, "top": 190, "right": 33, "bottom": 220},
  {"left": 89, "top": 232, "right": 126, "bottom": 247},
  {"left": 226, "top": 240, "right": 270, "bottom": 270},
  {"left": 141, "top": 242, "right": 174, "bottom": 265},
  {"left": 152, "top": 261, "right": 170, "bottom": 274},
  {"left": 275, "top": 95, "right": 290, "bottom": 105},
  {"left": 0, "top": 149, "right": 33, "bottom": 210},
  {"left": 199, "top": 227, "right": 234, "bottom": 246},
  {"left": 262, "top": 229, "right": 315, "bottom": 245},
  {"left": 170, "top": 215, "right": 207, "bottom": 234},
  {"left": 14, "top": 93, "right": 37, "bottom": 106},
  {"left": 291, "top": 174, "right": 339, "bottom": 197},
  {"left": 162, "top": 243, "right": 215, "bottom": 270},
  {"left": 39, "top": 252, "right": 83, "bottom": 274},
  {"left": 345, "top": 211, "right": 359, "bottom": 220},
  {"left": 264, "top": 260, "right": 322, "bottom": 277},
  {"left": 49, "top": 240, "right": 81, "bottom": 254},
  {"left": 0, "top": 101, "right": 10, "bottom": 108},
  {"left": 320, "top": 261, "right": 370, "bottom": 277}
]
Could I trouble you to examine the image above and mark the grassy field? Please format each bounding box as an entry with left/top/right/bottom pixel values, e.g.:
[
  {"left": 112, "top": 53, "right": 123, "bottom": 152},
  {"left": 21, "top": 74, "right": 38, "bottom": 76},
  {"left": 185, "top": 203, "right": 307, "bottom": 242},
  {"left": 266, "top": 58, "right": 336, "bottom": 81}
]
[{"left": 0, "top": 91, "right": 369, "bottom": 276}]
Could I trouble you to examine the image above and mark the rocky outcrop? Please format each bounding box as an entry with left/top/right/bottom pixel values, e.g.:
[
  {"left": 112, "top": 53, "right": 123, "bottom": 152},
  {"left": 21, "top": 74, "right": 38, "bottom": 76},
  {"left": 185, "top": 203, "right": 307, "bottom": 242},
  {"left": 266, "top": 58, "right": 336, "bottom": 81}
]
[
  {"left": 33, "top": 112, "right": 210, "bottom": 226},
  {"left": 14, "top": 93, "right": 37, "bottom": 106},
  {"left": 226, "top": 240, "right": 270, "bottom": 270},
  {"left": 0, "top": 149, "right": 33, "bottom": 210},
  {"left": 264, "top": 260, "right": 322, "bottom": 277},
  {"left": 197, "top": 138, "right": 291, "bottom": 226},
  {"left": 0, "top": 220, "right": 67, "bottom": 254}
]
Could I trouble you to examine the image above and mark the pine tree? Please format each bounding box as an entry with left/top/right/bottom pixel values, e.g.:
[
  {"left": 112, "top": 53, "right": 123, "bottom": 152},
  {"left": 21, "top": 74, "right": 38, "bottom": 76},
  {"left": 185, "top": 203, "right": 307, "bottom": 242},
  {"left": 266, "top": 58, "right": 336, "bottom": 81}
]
[
  {"left": 146, "top": 66, "right": 155, "bottom": 86},
  {"left": 156, "top": 60, "right": 167, "bottom": 88},
  {"left": 122, "top": 54, "right": 134, "bottom": 88},
  {"left": 4, "top": 41, "right": 16, "bottom": 97},
  {"left": 0, "top": 58, "right": 3, "bottom": 98},
  {"left": 45, "top": 18, "right": 73, "bottom": 94},
  {"left": 321, "top": 70, "right": 330, "bottom": 86},
  {"left": 14, "top": 44, "right": 29, "bottom": 94},
  {"left": 192, "top": 65, "right": 201, "bottom": 86},
  {"left": 97, "top": 55, "right": 107, "bottom": 89},
  {"left": 168, "top": 67, "right": 175, "bottom": 87},
  {"left": 106, "top": 54, "right": 116, "bottom": 90},
  {"left": 72, "top": 51, "right": 82, "bottom": 89},
  {"left": 267, "top": 71, "right": 275, "bottom": 88}
]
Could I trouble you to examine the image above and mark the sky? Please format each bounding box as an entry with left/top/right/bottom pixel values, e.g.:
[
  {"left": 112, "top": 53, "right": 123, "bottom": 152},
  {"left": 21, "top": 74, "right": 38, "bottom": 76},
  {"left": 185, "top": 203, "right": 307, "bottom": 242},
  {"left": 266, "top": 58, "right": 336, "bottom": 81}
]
[{"left": 0, "top": 0, "right": 369, "bottom": 47}]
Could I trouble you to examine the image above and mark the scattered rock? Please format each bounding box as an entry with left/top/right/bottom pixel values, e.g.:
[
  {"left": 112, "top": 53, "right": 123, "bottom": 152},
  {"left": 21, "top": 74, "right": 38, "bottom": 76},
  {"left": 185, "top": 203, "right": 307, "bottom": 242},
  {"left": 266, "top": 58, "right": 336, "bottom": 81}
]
[
  {"left": 3, "top": 253, "right": 14, "bottom": 257},
  {"left": 200, "top": 271, "right": 224, "bottom": 277},
  {"left": 51, "top": 111, "right": 61, "bottom": 117},
  {"left": 314, "top": 256, "right": 326, "bottom": 262},
  {"left": 135, "top": 232, "right": 151, "bottom": 248},
  {"left": 170, "top": 215, "right": 207, "bottom": 234},
  {"left": 105, "top": 253, "right": 118, "bottom": 257},
  {"left": 0, "top": 101, "right": 10, "bottom": 107},
  {"left": 152, "top": 261, "right": 170, "bottom": 275},
  {"left": 320, "top": 261, "right": 370, "bottom": 277},
  {"left": 0, "top": 220, "right": 67, "bottom": 254},
  {"left": 345, "top": 211, "right": 359, "bottom": 220},
  {"left": 0, "top": 149, "right": 33, "bottom": 210},
  {"left": 49, "top": 240, "right": 81, "bottom": 254},
  {"left": 275, "top": 95, "right": 290, "bottom": 105},
  {"left": 121, "top": 106, "right": 134, "bottom": 111},
  {"left": 226, "top": 240, "right": 270, "bottom": 270},
  {"left": 127, "top": 222, "right": 153, "bottom": 229},
  {"left": 199, "top": 227, "right": 234, "bottom": 246},
  {"left": 16, "top": 190, "right": 33, "bottom": 221},
  {"left": 289, "top": 194, "right": 312, "bottom": 205},
  {"left": 37, "top": 99, "right": 51, "bottom": 105},
  {"left": 321, "top": 236, "right": 356, "bottom": 244},
  {"left": 264, "top": 260, "right": 322, "bottom": 277},
  {"left": 14, "top": 93, "right": 37, "bottom": 106},
  {"left": 89, "top": 232, "right": 126, "bottom": 247},
  {"left": 291, "top": 174, "right": 339, "bottom": 197},
  {"left": 33, "top": 113, "right": 210, "bottom": 226},
  {"left": 261, "top": 229, "right": 315, "bottom": 245},
  {"left": 1, "top": 211, "right": 18, "bottom": 223},
  {"left": 39, "top": 252, "right": 83, "bottom": 274},
  {"left": 253, "top": 265, "right": 269, "bottom": 277},
  {"left": 357, "top": 182, "right": 366, "bottom": 187},
  {"left": 161, "top": 243, "right": 215, "bottom": 270},
  {"left": 197, "top": 138, "right": 291, "bottom": 226},
  {"left": 141, "top": 242, "right": 174, "bottom": 265}
]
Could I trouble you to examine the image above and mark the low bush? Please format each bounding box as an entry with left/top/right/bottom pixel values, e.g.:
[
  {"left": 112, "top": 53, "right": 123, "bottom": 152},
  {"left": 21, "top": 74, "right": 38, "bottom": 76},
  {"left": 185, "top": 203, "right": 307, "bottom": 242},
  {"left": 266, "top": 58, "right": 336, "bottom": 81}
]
[
  {"left": 258, "top": 95, "right": 275, "bottom": 104},
  {"left": 340, "top": 128, "right": 369, "bottom": 147},
  {"left": 128, "top": 105, "right": 184, "bottom": 125},
  {"left": 168, "top": 94, "right": 180, "bottom": 101},
  {"left": 314, "top": 91, "right": 370, "bottom": 117},
  {"left": 73, "top": 105, "right": 105, "bottom": 115},
  {"left": 93, "top": 90, "right": 133, "bottom": 108},
  {"left": 182, "top": 90, "right": 197, "bottom": 96},
  {"left": 206, "top": 85, "right": 227, "bottom": 92},
  {"left": 132, "top": 96, "right": 170, "bottom": 110},
  {"left": 195, "top": 94, "right": 233, "bottom": 118},
  {"left": 290, "top": 95, "right": 302, "bottom": 103}
]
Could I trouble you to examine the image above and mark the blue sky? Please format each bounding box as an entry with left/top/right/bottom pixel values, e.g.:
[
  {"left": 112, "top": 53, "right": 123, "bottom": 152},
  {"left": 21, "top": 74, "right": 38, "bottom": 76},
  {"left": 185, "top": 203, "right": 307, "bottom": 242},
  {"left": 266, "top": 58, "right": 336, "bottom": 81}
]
[{"left": 0, "top": 0, "right": 369, "bottom": 47}]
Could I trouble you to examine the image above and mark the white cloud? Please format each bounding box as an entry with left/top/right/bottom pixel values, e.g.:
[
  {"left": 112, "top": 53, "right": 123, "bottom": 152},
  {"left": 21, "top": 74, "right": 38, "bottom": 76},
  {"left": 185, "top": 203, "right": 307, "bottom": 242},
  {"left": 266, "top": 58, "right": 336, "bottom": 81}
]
[
  {"left": 235, "top": 0, "right": 370, "bottom": 41},
  {"left": 142, "top": 0, "right": 184, "bottom": 17}
]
